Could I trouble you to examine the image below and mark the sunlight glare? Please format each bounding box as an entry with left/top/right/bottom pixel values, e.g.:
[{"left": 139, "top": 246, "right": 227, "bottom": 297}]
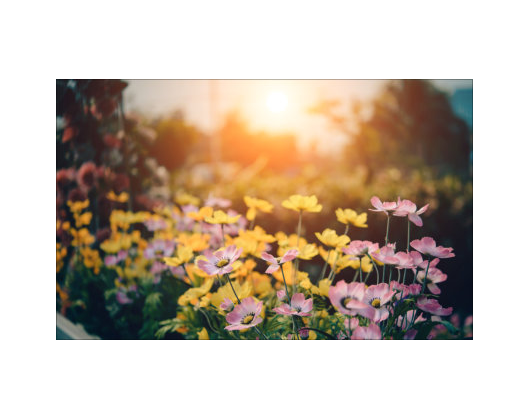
[{"left": 266, "top": 91, "right": 288, "bottom": 113}]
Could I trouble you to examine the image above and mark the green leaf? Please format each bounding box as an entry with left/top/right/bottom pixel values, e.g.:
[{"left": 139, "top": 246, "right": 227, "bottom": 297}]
[{"left": 145, "top": 292, "right": 162, "bottom": 308}]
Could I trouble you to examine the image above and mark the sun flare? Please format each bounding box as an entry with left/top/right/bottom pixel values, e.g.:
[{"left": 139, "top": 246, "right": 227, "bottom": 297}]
[{"left": 266, "top": 91, "right": 288, "bottom": 113}]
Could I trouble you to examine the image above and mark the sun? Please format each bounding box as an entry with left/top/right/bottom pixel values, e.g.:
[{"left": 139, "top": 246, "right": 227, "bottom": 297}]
[{"left": 266, "top": 91, "right": 288, "bottom": 113}]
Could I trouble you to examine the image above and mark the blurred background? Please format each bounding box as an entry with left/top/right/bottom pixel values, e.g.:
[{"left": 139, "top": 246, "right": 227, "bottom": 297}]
[{"left": 56, "top": 79, "right": 472, "bottom": 332}]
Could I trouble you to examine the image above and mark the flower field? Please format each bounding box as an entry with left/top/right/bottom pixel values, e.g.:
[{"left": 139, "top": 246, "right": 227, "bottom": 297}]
[{"left": 56, "top": 79, "right": 472, "bottom": 340}]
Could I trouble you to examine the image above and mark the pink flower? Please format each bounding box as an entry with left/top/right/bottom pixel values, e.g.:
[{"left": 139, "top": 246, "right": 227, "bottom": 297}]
[
  {"left": 277, "top": 289, "right": 286, "bottom": 301},
  {"left": 144, "top": 218, "right": 168, "bottom": 231},
  {"left": 342, "top": 240, "right": 380, "bottom": 258},
  {"left": 328, "top": 280, "right": 373, "bottom": 316},
  {"left": 369, "top": 196, "right": 400, "bottom": 215},
  {"left": 372, "top": 244, "right": 399, "bottom": 265},
  {"left": 390, "top": 250, "right": 423, "bottom": 270},
  {"left": 351, "top": 324, "right": 382, "bottom": 340},
  {"left": 225, "top": 297, "right": 263, "bottom": 330},
  {"left": 407, "top": 284, "right": 422, "bottom": 296},
  {"left": 197, "top": 245, "right": 243, "bottom": 276},
  {"left": 416, "top": 297, "right": 453, "bottom": 316},
  {"left": 393, "top": 199, "right": 429, "bottom": 227},
  {"left": 273, "top": 293, "right": 313, "bottom": 317},
  {"left": 143, "top": 239, "right": 175, "bottom": 259},
  {"left": 261, "top": 249, "right": 299, "bottom": 274},
  {"left": 220, "top": 297, "right": 234, "bottom": 311},
  {"left": 410, "top": 237, "right": 455, "bottom": 259},
  {"left": 205, "top": 195, "right": 232, "bottom": 208},
  {"left": 416, "top": 267, "right": 447, "bottom": 294},
  {"left": 344, "top": 317, "right": 359, "bottom": 331},
  {"left": 350, "top": 283, "right": 394, "bottom": 322},
  {"left": 396, "top": 310, "right": 426, "bottom": 330},
  {"left": 116, "top": 291, "right": 133, "bottom": 305}
]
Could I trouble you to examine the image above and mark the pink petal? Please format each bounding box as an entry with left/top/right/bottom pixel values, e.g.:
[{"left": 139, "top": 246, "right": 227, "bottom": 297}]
[
  {"left": 408, "top": 213, "right": 423, "bottom": 227},
  {"left": 265, "top": 264, "right": 279, "bottom": 274},
  {"left": 280, "top": 249, "right": 299, "bottom": 264},
  {"left": 261, "top": 252, "right": 277, "bottom": 264}
]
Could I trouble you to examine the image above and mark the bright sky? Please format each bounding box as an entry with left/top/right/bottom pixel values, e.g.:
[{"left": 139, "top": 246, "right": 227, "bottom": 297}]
[{"left": 124, "top": 80, "right": 472, "bottom": 154}]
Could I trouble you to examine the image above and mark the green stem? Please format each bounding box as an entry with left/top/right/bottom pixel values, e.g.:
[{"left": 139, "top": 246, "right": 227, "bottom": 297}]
[
  {"left": 220, "top": 224, "right": 225, "bottom": 247},
  {"left": 408, "top": 258, "right": 431, "bottom": 331},
  {"left": 406, "top": 219, "right": 410, "bottom": 252},
  {"left": 368, "top": 255, "right": 380, "bottom": 284},
  {"left": 279, "top": 264, "right": 292, "bottom": 306},
  {"left": 293, "top": 211, "right": 303, "bottom": 293},
  {"left": 358, "top": 262, "right": 364, "bottom": 284},
  {"left": 382, "top": 215, "right": 391, "bottom": 282},
  {"left": 319, "top": 248, "right": 331, "bottom": 281}
]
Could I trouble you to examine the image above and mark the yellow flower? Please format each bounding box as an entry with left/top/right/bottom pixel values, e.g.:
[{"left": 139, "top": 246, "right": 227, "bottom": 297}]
[
  {"left": 300, "top": 278, "right": 313, "bottom": 290},
  {"left": 244, "top": 226, "right": 276, "bottom": 243},
  {"left": 244, "top": 196, "right": 274, "bottom": 221},
  {"left": 308, "top": 331, "right": 317, "bottom": 340},
  {"left": 276, "top": 233, "right": 318, "bottom": 260},
  {"left": 281, "top": 194, "right": 322, "bottom": 213},
  {"left": 75, "top": 212, "right": 92, "bottom": 228},
  {"left": 249, "top": 272, "right": 273, "bottom": 298},
  {"left": 272, "top": 261, "right": 309, "bottom": 286},
  {"left": 210, "top": 281, "right": 252, "bottom": 308},
  {"left": 106, "top": 191, "right": 129, "bottom": 203},
  {"left": 56, "top": 243, "right": 67, "bottom": 272},
  {"left": 317, "top": 278, "right": 332, "bottom": 297},
  {"left": 177, "top": 278, "right": 214, "bottom": 306},
  {"left": 177, "top": 233, "right": 211, "bottom": 252},
  {"left": 205, "top": 210, "right": 241, "bottom": 225},
  {"left": 348, "top": 255, "right": 373, "bottom": 273},
  {"left": 67, "top": 199, "right": 89, "bottom": 214},
  {"left": 70, "top": 228, "right": 95, "bottom": 247},
  {"left": 175, "top": 192, "right": 200, "bottom": 206},
  {"left": 318, "top": 246, "right": 340, "bottom": 264},
  {"left": 227, "top": 227, "right": 274, "bottom": 258},
  {"left": 163, "top": 245, "right": 194, "bottom": 267},
  {"left": 229, "top": 259, "right": 257, "bottom": 281},
  {"left": 100, "top": 239, "right": 121, "bottom": 254},
  {"left": 335, "top": 208, "right": 368, "bottom": 228},
  {"left": 80, "top": 247, "right": 102, "bottom": 274},
  {"left": 197, "top": 327, "right": 209, "bottom": 340},
  {"left": 187, "top": 206, "right": 214, "bottom": 222},
  {"left": 315, "top": 229, "right": 350, "bottom": 249}
]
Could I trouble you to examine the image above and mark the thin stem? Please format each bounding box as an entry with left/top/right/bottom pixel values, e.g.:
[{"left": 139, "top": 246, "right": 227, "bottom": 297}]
[
  {"left": 406, "top": 219, "right": 410, "bottom": 252},
  {"left": 279, "top": 264, "right": 292, "bottom": 306},
  {"left": 220, "top": 224, "right": 225, "bottom": 247},
  {"left": 224, "top": 273, "right": 241, "bottom": 304},
  {"left": 358, "top": 262, "right": 364, "bottom": 284},
  {"left": 367, "top": 255, "right": 380, "bottom": 284},
  {"left": 293, "top": 211, "right": 303, "bottom": 293},
  {"left": 351, "top": 269, "right": 360, "bottom": 283},
  {"left": 385, "top": 214, "right": 391, "bottom": 245},
  {"left": 319, "top": 248, "right": 331, "bottom": 281},
  {"left": 382, "top": 215, "right": 391, "bottom": 283},
  {"left": 408, "top": 258, "right": 431, "bottom": 331}
]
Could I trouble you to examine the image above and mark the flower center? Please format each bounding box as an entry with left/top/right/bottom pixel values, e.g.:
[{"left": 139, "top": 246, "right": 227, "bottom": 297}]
[
  {"left": 242, "top": 314, "right": 255, "bottom": 324},
  {"left": 216, "top": 258, "right": 230, "bottom": 268},
  {"left": 341, "top": 297, "right": 352, "bottom": 307},
  {"left": 371, "top": 298, "right": 381, "bottom": 308}
]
